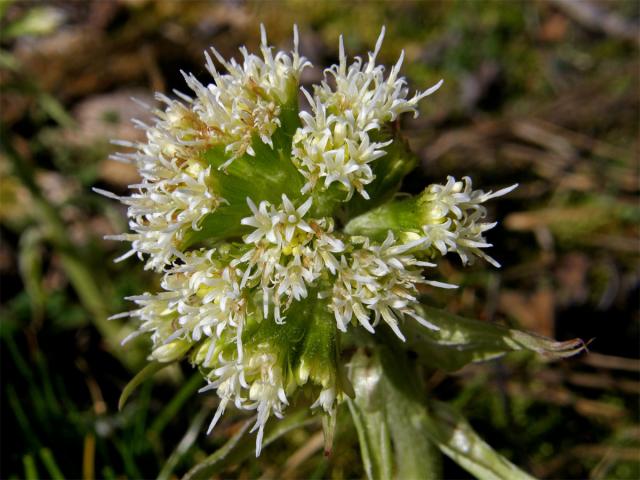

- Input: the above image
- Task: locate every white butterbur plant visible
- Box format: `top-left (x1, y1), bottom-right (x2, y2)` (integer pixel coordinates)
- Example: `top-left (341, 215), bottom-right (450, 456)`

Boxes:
top-left (102, 26), bottom-right (584, 478)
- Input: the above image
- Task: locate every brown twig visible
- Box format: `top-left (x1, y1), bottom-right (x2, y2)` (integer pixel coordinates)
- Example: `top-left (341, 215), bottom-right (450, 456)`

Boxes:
top-left (547, 0), bottom-right (640, 46)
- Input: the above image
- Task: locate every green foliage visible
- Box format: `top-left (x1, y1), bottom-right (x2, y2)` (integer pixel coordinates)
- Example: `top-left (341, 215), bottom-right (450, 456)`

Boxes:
top-left (407, 305), bottom-right (585, 372)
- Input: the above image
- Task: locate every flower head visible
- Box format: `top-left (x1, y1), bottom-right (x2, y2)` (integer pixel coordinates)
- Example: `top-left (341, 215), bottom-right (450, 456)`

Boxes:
top-left (102, 26), bottom-right (515, 456)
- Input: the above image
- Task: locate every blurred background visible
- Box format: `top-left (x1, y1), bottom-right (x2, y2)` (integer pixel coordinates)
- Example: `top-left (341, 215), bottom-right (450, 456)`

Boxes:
top-left (1, 1), bottom-right (638, 479)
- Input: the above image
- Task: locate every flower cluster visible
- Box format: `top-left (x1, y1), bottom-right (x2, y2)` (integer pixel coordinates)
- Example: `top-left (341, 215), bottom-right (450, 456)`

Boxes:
top-left (292, 27), bottom-right (442, 199)
top-left (100, 26), bottom-right (515, 455)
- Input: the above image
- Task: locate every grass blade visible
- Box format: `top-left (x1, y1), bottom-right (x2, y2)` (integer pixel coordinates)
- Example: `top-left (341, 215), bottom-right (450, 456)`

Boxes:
top-left (118, 361), bottom-right (169, 411)
top-left (38, 448), bottom-right (64, 480)
top-left (181, 416), bottom-right (254, 480)
top-left (157, 408), bottom-right (208, 480)
top-left (22, 454), bottom-right (39, 480)
top-left (183, 409), bottom-right (317, 480)
top-left (149, 372), bottom-right (203, 437)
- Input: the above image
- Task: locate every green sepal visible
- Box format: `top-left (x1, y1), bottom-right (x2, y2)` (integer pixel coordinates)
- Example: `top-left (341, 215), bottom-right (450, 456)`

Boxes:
top-left (152, 338), bottom-right (192, 363)
top-left (297, 297), bottom-right (339, 387)
top-left (310, 183), bottom-right (352, 218)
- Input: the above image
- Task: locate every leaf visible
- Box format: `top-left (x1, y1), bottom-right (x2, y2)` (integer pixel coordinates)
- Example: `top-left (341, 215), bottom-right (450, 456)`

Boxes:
top-left (348, 336), bottom-right (540, 480)
top-left (379, 337), bottom-right (534, 480)
top-left (347, 350), bottom-right (393, 480)
top-left (38, 448), bottom-right (64, 480)
top-left (425, 401), bottom-right (536, 480)
top-left (148, 373), bottom-right (204, 437)
top-left (348, 349), bottom-right (441, 480)
top-left (378, 341), bottom-right (443, 480)
top-left (381, 369), bottom-right (442, 479)
top-left (346, 399), bottom-right (392, 480)
top-left (18, 228), bottom-right (46, 321)
top-left (182, 409), bottom-right (317, 480)
top-left (406, 305), bottom-right (585, 372)
top-left (22, 454), bottom-right (39, 480)
top-left (118, 361), bottom-right (169, 411)
top-left (182, 417), bottom-right (254, 480)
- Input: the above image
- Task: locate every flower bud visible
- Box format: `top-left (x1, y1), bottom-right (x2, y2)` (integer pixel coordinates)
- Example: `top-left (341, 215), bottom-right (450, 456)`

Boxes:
top-left (152, 339), bottom-right (191, 363)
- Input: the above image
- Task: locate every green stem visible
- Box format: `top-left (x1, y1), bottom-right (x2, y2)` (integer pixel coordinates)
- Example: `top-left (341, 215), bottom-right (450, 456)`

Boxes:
top-left (38, 448), bottom-right (65, 480)
top-left (148, 372), bottom-right (203, 437)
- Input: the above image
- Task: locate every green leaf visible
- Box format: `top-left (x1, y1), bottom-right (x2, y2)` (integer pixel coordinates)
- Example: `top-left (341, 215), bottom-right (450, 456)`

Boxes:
top-left (347, 350), bottom-right (393, 480)
top-left (181, 416), bottom-right (254, 480)
top-left (182, 409), bottom-right (317, 480)
top-left (425, 401), bottom-right (536, 480)
top-left (348, 348), bottom-right (440, 480)
top-left (406, 305), bottom-right (585, 372)
top-left (379, 349), bottom-right (442, 480)
top-left (347, 399), bottom-right (392, 480)
top-left (380, 338), bottom-right (532, 480)
top-left (348, 337), bottom-right (539, 480)
top-left (118, 361), bottom-right (169, 411)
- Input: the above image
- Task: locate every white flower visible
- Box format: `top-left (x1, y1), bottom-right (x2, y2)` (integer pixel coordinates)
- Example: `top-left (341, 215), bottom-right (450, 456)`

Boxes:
top-left (241, 198), bottom-right (282, 245)
top-left (292, 27), bottom-right (442, 199)
top-left (421, 218), bottom-right (458, 256)
top-left (182, 24), bottom-right (309, 165)
top-left (111, 291), bottom-right (180, 348)
top-left (238, 195), bottom-right (342, 323)
top-left (417, 177), bottom-right (518, 267)
top-left (281, 195), bottom-right (313, 243)
top-left (275, 252), bottom-right (317, 302)
top-left (311, 387), bottom-right (336, 414)
top-left (95, 163), bottom-right (223, 271)
top-left (331, 232), bottom-right (444, 340)
top-left (201, 354), bottom-right (247, 434)
top-left (245, 351), bottom-right (288, 456)
top-left (104, 26), bottom-right (309, 271)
